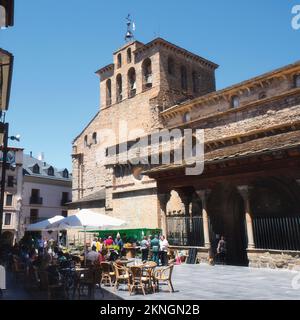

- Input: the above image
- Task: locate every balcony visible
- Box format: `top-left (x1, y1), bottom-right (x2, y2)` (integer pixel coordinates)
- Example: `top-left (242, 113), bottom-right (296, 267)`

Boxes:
top-left (24, 217), bottom-right (46, 225)
top-left (30, 196), bottom-right (43, 205)
top-left (61, 199), bottom-right (71, 206)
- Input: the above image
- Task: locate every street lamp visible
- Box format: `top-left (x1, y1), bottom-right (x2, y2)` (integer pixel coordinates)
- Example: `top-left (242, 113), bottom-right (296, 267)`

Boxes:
top-left (0, 121), bottom-right (20, 239)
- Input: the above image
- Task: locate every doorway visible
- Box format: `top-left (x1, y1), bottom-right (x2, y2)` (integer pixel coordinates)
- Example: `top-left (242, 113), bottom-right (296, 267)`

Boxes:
top-left (208, 183), bottom-right (248, 266)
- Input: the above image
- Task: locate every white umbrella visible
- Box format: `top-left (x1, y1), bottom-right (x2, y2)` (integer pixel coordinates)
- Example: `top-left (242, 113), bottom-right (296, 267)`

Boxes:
top-left (49, 209), bottom-right (126, 265)
top-left (51, 209), bottom-right (126, 230)
top-left (26, 215), bottom-right (65, 231)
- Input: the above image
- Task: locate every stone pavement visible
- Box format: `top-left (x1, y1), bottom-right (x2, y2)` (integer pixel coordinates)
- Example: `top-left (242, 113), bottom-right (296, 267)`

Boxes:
top-left (103, 264), bottom-right (300, 300)
top-left (1, 270), bottom-right (120, 300)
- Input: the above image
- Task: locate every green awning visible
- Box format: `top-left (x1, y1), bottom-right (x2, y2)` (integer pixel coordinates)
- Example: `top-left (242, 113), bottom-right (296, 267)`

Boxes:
top-left (87, 228), bottom-right (161, 242)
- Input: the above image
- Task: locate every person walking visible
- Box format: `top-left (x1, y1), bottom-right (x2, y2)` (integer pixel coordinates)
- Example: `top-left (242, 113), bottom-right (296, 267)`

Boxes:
top-left (140, 236), bottom-right (150, 262)
top-left (150, 235), bottom-right (160, 265)
top-left (217, 236), bottom-right (227, 265)
top-left (159, 235), bottom-right (169, 266)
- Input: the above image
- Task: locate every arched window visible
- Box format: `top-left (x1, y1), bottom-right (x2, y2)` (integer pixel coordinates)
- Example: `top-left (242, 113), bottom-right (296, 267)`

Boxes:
top-left (192, 71), bottom-right (199, 93)
top-left (128, 67), bottom-right (136, 98)
top-left (106, 79), bottom-right (112, 106)
top-left (32, 164), bottom-right (40, 174)
top-left (62, 169), bottom-right (69, 179)
top-left (231, 95), bottom-right (240, 108)
top-left (142, 58), bottom-right (152, 90)
top-left (168, 57), bottom-right (175, 75)
top-left (127, 48), bottom-right (132, 63)
top-left (294, 74), bottom-right (300, 88)
top-left (92, 132), bottom-right (97, 144)
top-left (117, 53), bottom-right (122, 68)
top-left (181, 66), bottom-right (188, 90)
top-left (48, 166), bottom-right (54, 176)
top-left (116, 74), bottom-right (122, 103)
top-left (183, 112), bottom-right (191, 123)
top-left (84, 135), bottom-right (88, 147)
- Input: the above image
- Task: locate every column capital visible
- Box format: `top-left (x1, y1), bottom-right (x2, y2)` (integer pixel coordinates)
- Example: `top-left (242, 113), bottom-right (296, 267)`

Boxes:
top-left (175, 189), bottom-right (193, 206)
top-left (237, 185), bottom-right (252, 201)
top-left (195, 189), bottom-right (211, 201)
top-left (157, 193), bottom-right (171, 207)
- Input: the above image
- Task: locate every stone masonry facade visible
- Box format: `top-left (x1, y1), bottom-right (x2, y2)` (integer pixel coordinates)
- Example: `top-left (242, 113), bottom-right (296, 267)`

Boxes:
top-left (71, 36), bottom-right (300, 269)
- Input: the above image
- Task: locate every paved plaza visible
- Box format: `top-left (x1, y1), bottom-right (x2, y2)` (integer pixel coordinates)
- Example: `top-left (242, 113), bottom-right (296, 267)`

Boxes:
top-left (103, 264), bottom-right (300, 300)
top-left (1, 264), bottom-right (300, 300)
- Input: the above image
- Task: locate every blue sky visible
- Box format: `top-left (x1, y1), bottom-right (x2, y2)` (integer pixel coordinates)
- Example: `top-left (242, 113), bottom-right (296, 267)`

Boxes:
top-left (1, 0), bottom-right (300, 169)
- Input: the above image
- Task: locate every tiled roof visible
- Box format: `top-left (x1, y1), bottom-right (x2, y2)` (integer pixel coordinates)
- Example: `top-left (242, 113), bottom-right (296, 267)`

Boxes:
top-left (23, 154), bottom-right (72, 181)
top-left (143, 130), bottom-right (300, 174)
top-left (69, 189), bottom-right (106, 205)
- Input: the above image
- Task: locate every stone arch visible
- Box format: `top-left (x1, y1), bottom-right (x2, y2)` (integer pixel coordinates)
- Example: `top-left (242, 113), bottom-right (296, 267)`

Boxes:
top-left (208, 182), bottom-right (248, 266)
top-left (250, 177), bottom-right (300, 217)
top-left (116, 74), bottom-right (122, 102)
top-left (128, 67), bottom-right (136, 98)
top-left (106, 79), bottom-right (112, 106)
top-left (142, 57), bottom-right (152, 90)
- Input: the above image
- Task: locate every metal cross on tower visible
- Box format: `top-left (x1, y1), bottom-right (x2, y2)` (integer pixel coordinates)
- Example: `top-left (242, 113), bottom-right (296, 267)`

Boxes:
top-left (125, 14), bottom-right (135, 42)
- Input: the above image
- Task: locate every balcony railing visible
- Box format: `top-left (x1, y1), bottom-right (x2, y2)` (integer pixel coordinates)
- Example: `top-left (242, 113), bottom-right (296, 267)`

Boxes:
top-left (30, 196), bottom-right (43, 205)
top-left (24, 217), bottom-right (48, 225)
top-left (61, 199), bottom-right (71, 206)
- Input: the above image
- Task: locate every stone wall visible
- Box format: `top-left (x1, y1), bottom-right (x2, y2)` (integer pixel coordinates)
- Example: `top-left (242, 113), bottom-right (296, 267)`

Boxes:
top-left (247, 249), bottom-right (300, 271)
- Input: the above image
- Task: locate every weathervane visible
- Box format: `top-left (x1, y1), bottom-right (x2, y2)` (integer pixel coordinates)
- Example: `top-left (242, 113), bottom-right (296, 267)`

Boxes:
top-left (125, 14), bottom-right (135, 42)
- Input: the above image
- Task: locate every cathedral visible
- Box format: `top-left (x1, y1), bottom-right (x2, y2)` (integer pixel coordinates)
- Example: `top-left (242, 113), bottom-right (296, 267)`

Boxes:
top-left (70, 31), bottom-right (300, 269)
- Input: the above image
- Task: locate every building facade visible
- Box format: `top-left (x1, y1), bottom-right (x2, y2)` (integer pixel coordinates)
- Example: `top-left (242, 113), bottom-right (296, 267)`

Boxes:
top-left (71, 38), bottom-right (217, 231)
top-left (145, 61), bottom-right (300, 269)
top-left (72, 36), bottom-right (300, 269)
top-left (0, 147), bottom-right (23, 245)
top-left (20, 153), bottom-right (72, 240)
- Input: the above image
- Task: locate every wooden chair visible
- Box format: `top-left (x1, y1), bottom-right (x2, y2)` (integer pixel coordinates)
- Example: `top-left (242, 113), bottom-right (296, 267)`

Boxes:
top-left (153, 264), bottom-right (175, 293)
top-left (100, 262), bottom-right (115, 286)
top-left (76, 267), bottom-right (97, 300)
top-left (12, 256), bottom-right (26, 282)
top-left (113, 263), bottom-right (131, 293)
top-left (130, 266), bottom-right (153, 295)
top-left (38, 270), bottom-right (67, 300)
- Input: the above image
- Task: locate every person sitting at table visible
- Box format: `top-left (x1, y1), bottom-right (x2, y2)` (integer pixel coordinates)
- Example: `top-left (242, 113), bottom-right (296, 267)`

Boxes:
top-left (150, 235), bottom-right (160, 265)
top-left (86, 246), bottom-right (99, 263)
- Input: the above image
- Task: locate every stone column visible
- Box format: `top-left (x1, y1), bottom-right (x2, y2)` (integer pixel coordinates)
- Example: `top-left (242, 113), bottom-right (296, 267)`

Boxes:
top-left (196, 190), bottom-right (211, 248)
top-left (157, 193), bottom-right (171, 236)
top-left (176, 189), bottom-right (193, 244)
top-left (237, 185), bottom-right (255, 249)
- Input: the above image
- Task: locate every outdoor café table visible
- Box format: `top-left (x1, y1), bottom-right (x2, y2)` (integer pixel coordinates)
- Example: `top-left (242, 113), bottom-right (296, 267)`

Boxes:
top-left (59, 267), bottom-right (89, 298)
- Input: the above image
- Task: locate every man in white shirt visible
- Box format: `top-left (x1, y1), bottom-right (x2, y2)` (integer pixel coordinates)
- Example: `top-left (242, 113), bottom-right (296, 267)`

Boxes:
top-left (159, 235), bottom-right (169, 266)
